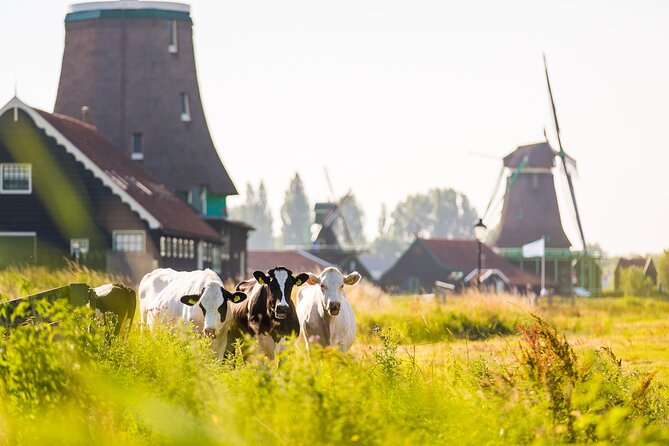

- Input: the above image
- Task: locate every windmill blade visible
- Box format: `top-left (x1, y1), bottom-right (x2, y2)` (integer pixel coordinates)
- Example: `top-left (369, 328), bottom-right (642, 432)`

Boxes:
top-left (544, 54), bottom-right (587, 252)
top-left (482, 164), bottom-right (506, 223)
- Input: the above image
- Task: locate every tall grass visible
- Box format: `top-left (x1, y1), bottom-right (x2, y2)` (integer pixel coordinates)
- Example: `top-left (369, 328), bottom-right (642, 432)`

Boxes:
top-left (0, 267), bottom-right (667, 444)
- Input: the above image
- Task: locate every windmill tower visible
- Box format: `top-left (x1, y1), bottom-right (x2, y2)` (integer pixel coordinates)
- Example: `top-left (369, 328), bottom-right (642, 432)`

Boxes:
top-left (54, 0), bottom-right (237, 217)
top-left (487, 57), bottom-right (600, 294)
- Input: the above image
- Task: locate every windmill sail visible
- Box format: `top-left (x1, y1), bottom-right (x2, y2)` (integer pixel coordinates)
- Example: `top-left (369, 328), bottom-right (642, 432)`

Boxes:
top-left (543, 54), bottom-right (587, 253)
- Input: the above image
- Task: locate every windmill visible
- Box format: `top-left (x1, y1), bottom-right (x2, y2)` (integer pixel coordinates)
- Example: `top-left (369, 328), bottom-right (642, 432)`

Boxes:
top-left (479, 56), bottom-right (600, 293)
top-left (311, 167), bottom-right (355, 249)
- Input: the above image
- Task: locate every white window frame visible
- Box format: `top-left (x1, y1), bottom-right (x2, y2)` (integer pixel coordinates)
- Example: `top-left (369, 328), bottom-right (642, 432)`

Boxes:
top-left (168, 19), bottom-right (178, 53)
top-left (70, 238), bottom-right (90, 256)
top-left (112, 230), bottom-right (146, 254)
top-left (131, 132), bottom-right (144, 161)
top-left (0, 163), bottom-right (32, 194)
top-left (179, 93), bottom-right (191, 122)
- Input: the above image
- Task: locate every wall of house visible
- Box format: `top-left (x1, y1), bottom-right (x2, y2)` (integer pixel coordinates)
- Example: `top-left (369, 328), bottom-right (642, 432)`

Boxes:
top-left (380, 242), bottom-right (450, 294)
top-left (0, 110), bottom-right (156, 269)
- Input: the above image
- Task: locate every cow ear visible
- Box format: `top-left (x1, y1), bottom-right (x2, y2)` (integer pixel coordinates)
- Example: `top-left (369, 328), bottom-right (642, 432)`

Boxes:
top-left (307, 273), bottom-right (320, 285)
top-left (180, 294), bottom-right (200, 306)
top-left (230, 291), bottom-right (247, 303)
top-left (253, 271), bottom-right (269, 285)
top-left (344, 272), bottom-right (362, 286)
top-left (293, 273), bottom-right (309, 287)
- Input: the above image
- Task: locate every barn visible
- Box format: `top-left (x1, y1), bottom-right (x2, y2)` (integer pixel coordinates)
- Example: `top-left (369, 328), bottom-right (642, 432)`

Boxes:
top-left (379, 238), bottom-right (541, 294)
top-left (0, 98), bottom-right (247, 281)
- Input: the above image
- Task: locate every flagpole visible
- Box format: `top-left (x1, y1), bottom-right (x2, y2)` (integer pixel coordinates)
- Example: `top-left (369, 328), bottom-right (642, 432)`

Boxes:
top-left (541, 236), bottom-right (546, 291)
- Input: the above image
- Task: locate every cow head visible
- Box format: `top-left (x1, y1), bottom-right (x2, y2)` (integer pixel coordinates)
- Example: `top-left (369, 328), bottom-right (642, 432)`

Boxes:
top-left (180, 284), bottom-right (247, 337)
top-left (307, 267), bottom-right (361, 316)
top-left (253, 267), bottom-right (309, 320)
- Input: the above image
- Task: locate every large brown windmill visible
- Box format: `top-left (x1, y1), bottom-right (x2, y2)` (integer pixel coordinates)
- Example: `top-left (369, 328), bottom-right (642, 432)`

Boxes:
top-left (484, 56), bottom-right (600, 294)
top-left (54, 1), bottom-right (237, 216)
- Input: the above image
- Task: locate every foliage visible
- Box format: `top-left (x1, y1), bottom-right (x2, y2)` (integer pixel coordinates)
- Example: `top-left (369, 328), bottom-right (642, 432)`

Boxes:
top-left (619, 266), bottom-right (655, 297)
top-left (339, 193), bottom-right (367, 246)
top-left (229, 181), bottom-right (274, 249)
top-left (657, 249), bottom-right (669, 290)
top-left (280, 173), bottom-right (311, 247)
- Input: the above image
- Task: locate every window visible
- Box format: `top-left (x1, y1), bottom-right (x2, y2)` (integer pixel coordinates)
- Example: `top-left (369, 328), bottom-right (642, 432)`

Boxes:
top-left (131, 133), bottom-right (144, 160)
top-left (168, 20), bottom-right (178, 53)
top-left (408, 276), bottom-right (420, 294)
top-left (113, 231), bottom-right (145, 253)
top-left (1, 164), bottom-right (32, 194)
top-left (70, 238), bottom-right (89, 257)
top-left (179, 93), bottom-right (191, 122)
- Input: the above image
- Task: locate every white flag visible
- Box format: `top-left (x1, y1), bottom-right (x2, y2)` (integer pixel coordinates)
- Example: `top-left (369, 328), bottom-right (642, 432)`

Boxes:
top-left (522, 237), bottom-right (545, 258)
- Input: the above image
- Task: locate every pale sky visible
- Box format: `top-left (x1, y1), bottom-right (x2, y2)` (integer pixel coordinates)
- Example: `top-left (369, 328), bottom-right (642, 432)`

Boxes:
top-left (2, 0), bottom-right (668, 256)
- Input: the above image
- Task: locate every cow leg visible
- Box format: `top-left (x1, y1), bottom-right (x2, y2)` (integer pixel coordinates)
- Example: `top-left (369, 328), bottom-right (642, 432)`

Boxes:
top-left (258, 334), bottom-right (276, 360)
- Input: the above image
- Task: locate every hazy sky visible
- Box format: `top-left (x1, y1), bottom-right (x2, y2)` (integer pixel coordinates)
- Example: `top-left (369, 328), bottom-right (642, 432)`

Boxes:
top-left (2, 0), bottom-right (667, 256)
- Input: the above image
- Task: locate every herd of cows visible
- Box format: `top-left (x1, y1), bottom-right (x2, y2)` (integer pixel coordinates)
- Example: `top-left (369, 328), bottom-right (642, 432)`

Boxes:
top-left (93, 266), bottom-right (362, 359)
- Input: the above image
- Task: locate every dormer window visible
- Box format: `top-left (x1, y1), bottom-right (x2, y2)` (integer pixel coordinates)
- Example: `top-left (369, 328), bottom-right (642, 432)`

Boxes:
top-left (0, 163), bottom-right (32, 194)
top-left (179, 93), bottom-right (191, 122)
top-left (131, 132), bottom-right (144, 160)
top-left (168, 20), bottom-right (178, 53)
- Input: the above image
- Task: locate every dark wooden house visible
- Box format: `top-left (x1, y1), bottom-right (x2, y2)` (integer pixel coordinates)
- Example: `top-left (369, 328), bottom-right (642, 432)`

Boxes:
top-left (247, 250), bottom-right (333, 276)
top-left (380, 238), bottom-right (541, 294)
top-left (0, 98), bottom-right (247, 282)
top-left (614, 257), bottom-right (657, 290)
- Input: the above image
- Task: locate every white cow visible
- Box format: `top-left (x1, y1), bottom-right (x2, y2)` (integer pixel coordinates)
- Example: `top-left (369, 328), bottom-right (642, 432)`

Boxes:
top-left (139, 268), bottom-right (247, 358)
top-left (296, 267), bottom-right (361, 353)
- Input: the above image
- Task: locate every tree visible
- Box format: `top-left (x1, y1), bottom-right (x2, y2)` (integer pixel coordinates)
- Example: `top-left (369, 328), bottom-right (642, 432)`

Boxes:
top-left (339, 194), bottom-right (366, 246)
top-left (619, 267), bottom-right (654, 297)
top-left (658, 249), bottom-right (669, 292)
top-left (378, 202), bottom-right (388, 237)
top-left (281, 173), bottom-right (311, 247)
top-left (388, 187), bottom-right (477, 244)
top-left (229, 181), bottom-right (274, 249)
top-left (366, 187), bottom-right (478, 275)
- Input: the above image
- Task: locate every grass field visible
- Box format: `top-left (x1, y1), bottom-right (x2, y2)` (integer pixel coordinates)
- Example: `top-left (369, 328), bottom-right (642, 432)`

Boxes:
top-left (0, 265), bottom-right (668, 445)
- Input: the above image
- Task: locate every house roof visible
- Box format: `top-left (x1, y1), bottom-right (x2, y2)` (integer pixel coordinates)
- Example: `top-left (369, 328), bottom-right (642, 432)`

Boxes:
top-left (419, 238), bottom-right (542, 286)
top-left (0, 97), bottom-right (220, 240)
top-left (617, 257), bottom-right (654, 274)
top-left (248, 250), bottom-right (332, 274)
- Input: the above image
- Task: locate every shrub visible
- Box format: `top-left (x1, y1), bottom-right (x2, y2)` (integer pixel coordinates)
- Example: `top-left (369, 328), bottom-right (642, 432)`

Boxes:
top-left (619, 267), bottom-right (655, 297)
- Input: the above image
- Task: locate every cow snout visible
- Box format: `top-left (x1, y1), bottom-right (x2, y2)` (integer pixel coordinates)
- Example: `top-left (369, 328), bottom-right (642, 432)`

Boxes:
top-left (204, 328), bottom-right (216, 338)
top-left (327, 301), bottom-right (341, 316)
top-left (275, 304), bottom-right (289, 319)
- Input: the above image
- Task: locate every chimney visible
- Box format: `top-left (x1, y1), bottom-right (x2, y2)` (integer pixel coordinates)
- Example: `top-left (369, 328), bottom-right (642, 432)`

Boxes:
top-left (81, 105), bottom-right (90, 123)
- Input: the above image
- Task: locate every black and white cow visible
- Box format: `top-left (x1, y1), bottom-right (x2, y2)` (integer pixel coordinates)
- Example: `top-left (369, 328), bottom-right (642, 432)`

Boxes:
top-left (139, 268), bottom-right (247, 358)
top-left (229, 267), bottom-right (309, 359)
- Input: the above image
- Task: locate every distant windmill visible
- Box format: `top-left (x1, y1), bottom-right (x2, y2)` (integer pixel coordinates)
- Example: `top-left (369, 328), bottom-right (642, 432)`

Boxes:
top-left (311, 167), bottom-right (355, 249)
top-left (479, 56), bottom-right (600, 293)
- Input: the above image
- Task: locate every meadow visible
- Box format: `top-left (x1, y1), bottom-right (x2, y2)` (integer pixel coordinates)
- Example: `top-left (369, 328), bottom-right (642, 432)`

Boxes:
top-left (0, 265), bottom-right (668, 445)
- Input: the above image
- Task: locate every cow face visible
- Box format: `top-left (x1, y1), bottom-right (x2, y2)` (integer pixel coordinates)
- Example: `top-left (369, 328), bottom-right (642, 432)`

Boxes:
top-left (253, 267), bottom-right (309, 320)
top-left (180, 285), bottom-right (246, 337)
top-left (307, 267), bottom-right (361, 316)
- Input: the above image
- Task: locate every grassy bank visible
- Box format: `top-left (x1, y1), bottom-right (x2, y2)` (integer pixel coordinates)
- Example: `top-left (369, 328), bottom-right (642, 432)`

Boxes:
top-left (0, 266), bottom-right (667, 444)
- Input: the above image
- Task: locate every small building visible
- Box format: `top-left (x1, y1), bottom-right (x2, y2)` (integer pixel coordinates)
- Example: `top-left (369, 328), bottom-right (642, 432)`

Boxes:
top-left (0, 97), bottom-right (248, 282)
top-left (247, 250), bottom-right (333, 276)
top-left (380, 238), bottom-right (541, 294)
top-left (614, 257), bottom-right (657, 290)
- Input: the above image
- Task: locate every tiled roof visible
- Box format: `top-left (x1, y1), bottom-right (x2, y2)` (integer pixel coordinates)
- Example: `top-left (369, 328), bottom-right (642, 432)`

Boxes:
top-left (36, 109), bottom-right (220, 240)
top-left (420, 238), bottom-right (542, 286)
top-left (248, 250), bottom-right (332, 274)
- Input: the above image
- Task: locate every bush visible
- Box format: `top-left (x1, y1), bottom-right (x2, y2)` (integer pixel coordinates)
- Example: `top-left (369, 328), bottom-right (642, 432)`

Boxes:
top-left (619, 267), bottom-right (655, 297)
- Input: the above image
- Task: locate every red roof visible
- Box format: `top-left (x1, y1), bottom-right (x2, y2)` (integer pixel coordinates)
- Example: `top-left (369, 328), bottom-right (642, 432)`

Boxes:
top-left (248, 250), bottom-right (332, 274)
top-left (419, 238), bottom-right (542, 286)
top-left (36, 110), bottom-right (220, 240)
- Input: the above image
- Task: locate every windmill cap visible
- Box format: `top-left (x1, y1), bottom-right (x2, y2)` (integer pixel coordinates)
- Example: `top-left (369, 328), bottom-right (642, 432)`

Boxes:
top-left (503, 141), bottom-right (557, 169)
top-left (68, 1), bottom-right (190, 14)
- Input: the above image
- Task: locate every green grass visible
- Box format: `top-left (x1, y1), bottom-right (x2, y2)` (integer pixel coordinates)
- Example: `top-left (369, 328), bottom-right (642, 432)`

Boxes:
top-left (0, 266), bottom-right (668, 445)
